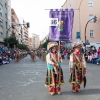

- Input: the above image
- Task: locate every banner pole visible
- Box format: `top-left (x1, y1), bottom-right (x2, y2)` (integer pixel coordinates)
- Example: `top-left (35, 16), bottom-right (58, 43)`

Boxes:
top-left (58, 41), bottom-right (60, 61)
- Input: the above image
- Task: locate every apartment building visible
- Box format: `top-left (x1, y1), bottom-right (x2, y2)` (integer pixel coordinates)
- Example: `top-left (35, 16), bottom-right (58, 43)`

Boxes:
top-left (19, 18), bottom-right (29, 45)
top-left (32, 34), bottom-right (40, 49)
top-left (11, 8), bottom-right (20, 42)
top-left (0, 0), bottom-right (11, 45)
top-left (62, 0), bottom-right (100, 49)
top-left (40, 34), bottom-right (49, 45)
top-left (28, 37), bottom-right (33, 49)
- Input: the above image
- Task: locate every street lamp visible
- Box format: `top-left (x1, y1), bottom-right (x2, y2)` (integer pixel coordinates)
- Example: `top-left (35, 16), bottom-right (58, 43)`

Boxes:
top-left (84, 16), bottom-right (97, 49)
top-left (78, 0), bottom-right (84, 39)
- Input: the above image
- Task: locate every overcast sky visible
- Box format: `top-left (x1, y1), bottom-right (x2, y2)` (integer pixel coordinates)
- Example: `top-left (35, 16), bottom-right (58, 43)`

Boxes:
top-left (11, 0), bottom-right (66, 40)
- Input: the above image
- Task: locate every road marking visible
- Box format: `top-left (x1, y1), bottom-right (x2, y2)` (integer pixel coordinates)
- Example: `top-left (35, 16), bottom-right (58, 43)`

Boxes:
top-left (17, 70), bottom-right (46, 76)
top-left (17, 78), bottom-right (44, 86)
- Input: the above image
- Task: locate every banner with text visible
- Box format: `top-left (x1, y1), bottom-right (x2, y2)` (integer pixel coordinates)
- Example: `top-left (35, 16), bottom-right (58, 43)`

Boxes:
top-left (49, 9), bottom-right (74, 41)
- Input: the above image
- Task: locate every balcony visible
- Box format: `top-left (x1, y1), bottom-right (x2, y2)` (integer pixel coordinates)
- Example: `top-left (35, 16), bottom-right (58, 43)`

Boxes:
top-left (24, 34), bottom-right (28, 38)
top-left (12, 28), bottom-right (15, 32)
top-left (12, 22), bottom-right (16, 26)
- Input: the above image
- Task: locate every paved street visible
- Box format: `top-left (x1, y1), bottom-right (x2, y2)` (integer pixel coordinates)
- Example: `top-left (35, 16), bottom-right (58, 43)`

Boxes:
top-left (0, 55), bottom-right (100, 100)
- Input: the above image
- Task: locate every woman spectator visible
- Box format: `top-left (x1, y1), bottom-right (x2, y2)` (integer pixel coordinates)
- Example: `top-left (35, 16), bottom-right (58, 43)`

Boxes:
top-left (91, 51), bottom-right (98, 64)
top-left (88, 52), bottom-right (93, 63)
top-left (97, 47), bottom-right (100, 58)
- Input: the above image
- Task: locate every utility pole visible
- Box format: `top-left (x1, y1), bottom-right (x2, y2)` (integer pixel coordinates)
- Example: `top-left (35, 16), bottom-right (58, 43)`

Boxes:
top-left (84, 16), bottom-right (97, 49)
top-left (20, 25), bottom-right (23, 44)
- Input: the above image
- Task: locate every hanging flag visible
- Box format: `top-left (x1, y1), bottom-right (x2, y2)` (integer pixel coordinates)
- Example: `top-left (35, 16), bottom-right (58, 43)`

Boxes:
top-left (49, 9), bottom-right (74, 41)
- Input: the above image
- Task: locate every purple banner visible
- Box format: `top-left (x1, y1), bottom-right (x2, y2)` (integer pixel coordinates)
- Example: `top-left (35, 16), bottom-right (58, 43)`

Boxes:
top-left (49, 9), bottom-right (74, 41)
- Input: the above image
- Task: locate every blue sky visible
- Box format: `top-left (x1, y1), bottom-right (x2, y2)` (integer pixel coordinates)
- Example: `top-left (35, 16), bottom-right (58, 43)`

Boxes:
top-left (11, 0), bottom-right (66, 40)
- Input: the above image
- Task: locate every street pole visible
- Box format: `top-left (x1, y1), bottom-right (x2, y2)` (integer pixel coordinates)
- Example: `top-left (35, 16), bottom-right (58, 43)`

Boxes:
top-left (20, 25), bottom-right (23, 44)
top-left (78, 0), bottom-right (84, 39)
top-left (6, 30), bottom-right (8, 48)
top-left (84, 16), bottom-right (97, 50)
top-left (6, 26), bottom-right (12, 48)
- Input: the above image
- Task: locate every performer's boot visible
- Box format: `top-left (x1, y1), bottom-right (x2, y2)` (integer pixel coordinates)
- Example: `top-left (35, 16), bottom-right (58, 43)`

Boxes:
top-left (49, 86), bottom-right (55, 95)
top-left (72, 83), bottom-right (76, 93)
top-left (77, 84), bottom-right (80, 92)
top-left (56, 86), bottom-right (61, 94)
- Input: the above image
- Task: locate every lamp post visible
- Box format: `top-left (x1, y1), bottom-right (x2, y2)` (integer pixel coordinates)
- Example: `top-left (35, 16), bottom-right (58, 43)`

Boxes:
top-left (20, 25), bottom-right (23, 44)
top-left (78, 0), bottom-right (84, 39)
top-left (84, 16), bottom-right (97, 49)
top-left (6, 22), bottom-right (30, 49)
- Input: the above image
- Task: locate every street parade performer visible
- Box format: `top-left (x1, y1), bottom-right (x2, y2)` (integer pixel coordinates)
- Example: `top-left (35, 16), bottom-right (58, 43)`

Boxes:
top-left (45, 42), bottom-right (64, 95)
top-left (69, 42), bottom-right (87, 93)
top-left (15, 49), bottom-right (19, 62)
top-left (31, 50), bottom-right (36, 62)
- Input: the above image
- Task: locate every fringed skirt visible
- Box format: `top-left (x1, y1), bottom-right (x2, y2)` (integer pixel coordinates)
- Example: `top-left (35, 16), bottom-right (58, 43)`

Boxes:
top-left (45, 67), bottom-right (64, 94)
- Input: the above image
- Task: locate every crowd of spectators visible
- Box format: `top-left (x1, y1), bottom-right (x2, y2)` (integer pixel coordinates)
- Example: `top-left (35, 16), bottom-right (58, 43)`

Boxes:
top-left (60, 46), bottom-right (100, 65)
top-left (85, 46), bottom-right (100, 65)
top-left (0, 50), bottom-right (15, 65)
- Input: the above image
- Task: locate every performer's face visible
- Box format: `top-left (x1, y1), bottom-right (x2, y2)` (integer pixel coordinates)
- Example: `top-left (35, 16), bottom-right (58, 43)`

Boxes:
top-left (52, 47), bottom-right (57, 52)
top-left (75, 47), bottom-right (80, 52)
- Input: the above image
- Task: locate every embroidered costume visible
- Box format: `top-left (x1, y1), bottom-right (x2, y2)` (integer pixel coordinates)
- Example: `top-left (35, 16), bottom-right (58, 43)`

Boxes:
top-left (15, 49), bottom-right (19, 62)
top-left (31, 50), bottom-right (36, 62)
top-left (45, 42), bottom-right (64, 95)
top-left (69, 42), bottom-right (87, 92)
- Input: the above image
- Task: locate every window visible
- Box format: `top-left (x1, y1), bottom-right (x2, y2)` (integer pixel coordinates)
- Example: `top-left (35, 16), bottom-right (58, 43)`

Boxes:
top-left (5, 13), bottom-right (7, 19)
top-left (5, 3), bottom-right (7, 9)
top-left (6, 21), bottom-right (7, 29)
top-left (0, 7), bottom-right (2, 12)
top-left (0, 32), bottom-right (3, 36)
top-left (90, 30), bottom-right (94, 37)
top-left (88, 0), bottom-right (93, 7)
top-left (0, 12), bottom-right (2, 17)
top-left (76, 32), bottom-right (80, 39)
top-left (0, 4), bottom-right (3, 17)
top-left (89, 15), bottom-right (94, 22)
top-left (0, 19), bottom-right (3, 27)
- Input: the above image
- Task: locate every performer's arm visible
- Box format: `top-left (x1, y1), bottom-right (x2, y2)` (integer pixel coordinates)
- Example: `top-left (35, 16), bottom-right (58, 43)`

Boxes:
top-left (69, 54), bottom-right (73, 73)
top-left (82, 54), bottom-right (87, 72)
top-left (46, 53), bottom-right (54, 65)
top-left (59, 53), bottom-right (62, 63)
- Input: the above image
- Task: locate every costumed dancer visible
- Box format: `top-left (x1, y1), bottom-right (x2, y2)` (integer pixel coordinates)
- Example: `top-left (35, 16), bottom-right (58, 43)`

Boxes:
top-left (69, 42), bottom-right (87, 92)
top-left (45, 42), bottom-right (64, 95)
top-left (15, 49), bottom-right (19, 62)
top-left (31, 50), bottom-right (36, 62)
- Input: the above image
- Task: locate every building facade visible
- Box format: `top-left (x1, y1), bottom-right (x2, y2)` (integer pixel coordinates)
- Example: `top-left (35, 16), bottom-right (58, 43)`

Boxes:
top-left (11, 8), bottom-right (20, 42)
top-left (32, 34), bottom-right (40, 49)
top-left (40, 34), bottom-right (48, 45)
top-left (0, 0), bottom-right (11, 45)
top-left (23, 20), bottom-right (29, 45)
top-left (28, 37), bottom-right (33, 50)
top-left (62, 0), bottom-right (100, 49)
top-left (19, 18), bottom-right (29, 46)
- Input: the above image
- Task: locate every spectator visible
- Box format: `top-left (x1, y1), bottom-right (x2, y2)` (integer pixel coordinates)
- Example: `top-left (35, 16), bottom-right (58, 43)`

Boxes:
top-left (91, 51), bottom-right (98, 64)
top-left (97, 47), bottom-right (100, 58)
top-left (88, 52), bottom-right (93, 63)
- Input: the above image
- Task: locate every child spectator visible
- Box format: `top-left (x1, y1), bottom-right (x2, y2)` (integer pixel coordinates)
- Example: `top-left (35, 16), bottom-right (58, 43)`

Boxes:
top-left (88, 52), bottom-right (93, 62)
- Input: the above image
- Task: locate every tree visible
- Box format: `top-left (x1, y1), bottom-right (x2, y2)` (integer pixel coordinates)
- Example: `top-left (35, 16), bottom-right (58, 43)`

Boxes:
top-left (39, 38), bottom-right (50, 49)
top-left (4, 35), bottom-right (19, 48)
top-left (16, 44), bottom-right (29, 51)
top-left (4, 35), bottom-right (29, 51)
